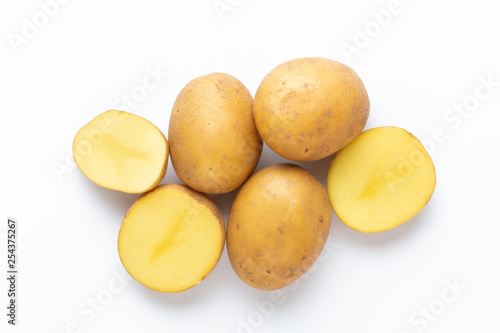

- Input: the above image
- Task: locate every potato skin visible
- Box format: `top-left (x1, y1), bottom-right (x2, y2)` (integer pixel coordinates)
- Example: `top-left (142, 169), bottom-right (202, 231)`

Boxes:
top-left (168, 73), bottom-right (263, 194)
top-left (253, 57), bottom-right (370, 161)
top-left (227, 163), bottom-right (331, 290)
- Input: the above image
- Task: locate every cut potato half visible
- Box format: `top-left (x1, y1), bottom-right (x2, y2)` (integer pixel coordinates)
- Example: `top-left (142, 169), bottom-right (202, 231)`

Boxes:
top-left (73, 110), bottom-right (168, 193)
top-left (118, 184), bottom-right (225, 293)
top-left (327, 126), bottom-right (436, 233)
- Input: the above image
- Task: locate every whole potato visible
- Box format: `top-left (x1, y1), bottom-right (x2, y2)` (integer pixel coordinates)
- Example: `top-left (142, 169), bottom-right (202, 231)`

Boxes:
top-left (253, 57), bottom-right (370, 161)
top-left (227, 163), bottom-right (331, 290)
top-left (169, 73), bottom-right (263, 194)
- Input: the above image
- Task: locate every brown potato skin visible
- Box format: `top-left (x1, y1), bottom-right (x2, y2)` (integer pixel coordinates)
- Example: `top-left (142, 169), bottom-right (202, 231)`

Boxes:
top-left (253, 57), bottom-right (370, 161)
top-left (227, 164), bottom-right (332, 290)
top-left (168, 73), bottom-right (263, 194)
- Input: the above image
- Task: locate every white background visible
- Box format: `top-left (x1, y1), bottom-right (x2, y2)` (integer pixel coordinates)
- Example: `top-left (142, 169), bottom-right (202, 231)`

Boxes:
top-left (1, 0), bottom-right (500, 332)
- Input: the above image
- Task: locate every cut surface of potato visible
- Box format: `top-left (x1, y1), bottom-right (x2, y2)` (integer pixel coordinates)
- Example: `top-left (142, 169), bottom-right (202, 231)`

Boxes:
top-left (73, 110), bottom-right (168, 193)
top-left (118, 184), bottom-right (225, 293)
top-left (327, 126), bottom-right (436, 233)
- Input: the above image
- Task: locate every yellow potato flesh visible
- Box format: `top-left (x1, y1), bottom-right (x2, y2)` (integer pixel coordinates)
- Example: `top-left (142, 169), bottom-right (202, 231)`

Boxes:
top-left (73, 110), bottom-right (168, 193)
top-left (118, 184), bottom-right (225, 293)
top-left (327, 126), bottom-right (436, 233)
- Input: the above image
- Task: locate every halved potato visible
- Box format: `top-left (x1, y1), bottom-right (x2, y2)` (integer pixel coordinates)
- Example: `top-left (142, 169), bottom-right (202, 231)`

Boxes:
top-left (118, 184), bottom-right (225, 293)
top-left (327, 126), bottom-right (436, 233)
top-left (73, 110), bottom-right (168, 193)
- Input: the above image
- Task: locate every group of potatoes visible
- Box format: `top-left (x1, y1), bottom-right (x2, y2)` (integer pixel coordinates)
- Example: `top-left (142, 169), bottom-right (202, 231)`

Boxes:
top-left (73, 57), bottom-right (436, 293)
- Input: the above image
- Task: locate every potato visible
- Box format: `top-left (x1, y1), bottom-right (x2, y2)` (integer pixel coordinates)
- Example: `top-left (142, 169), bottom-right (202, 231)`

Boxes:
top-left (227, 163), bottom-right (331, 290)
top-left (327, 126), bottom-right (436, 233)
top-left (253, 57), bottom-right (370, 161)
top-left (168, 73), bottom-right (263, 194)
top-left (73, 110), bottom-right (168, 193)
top-left (118, 183), bottom-right (225, 293)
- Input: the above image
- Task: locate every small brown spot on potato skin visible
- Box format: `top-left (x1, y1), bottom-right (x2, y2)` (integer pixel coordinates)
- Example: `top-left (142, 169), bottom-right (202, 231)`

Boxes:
top-left (235, 224), bottom-right (239, 230)
top-left (214, 80), bottom-right (222, 92)
top-left (277, 225), bottom-right (284, 235)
